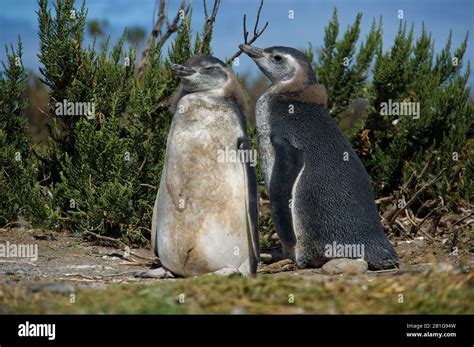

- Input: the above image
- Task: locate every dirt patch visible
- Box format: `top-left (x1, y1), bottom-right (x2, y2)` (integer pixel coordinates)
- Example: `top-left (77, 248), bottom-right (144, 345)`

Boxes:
top-left (1, 227), bottom-right (473, 284)
top-left (0, 228), bottom-right (157, 286)
top-left (0, 227), bottom-right (473, 314)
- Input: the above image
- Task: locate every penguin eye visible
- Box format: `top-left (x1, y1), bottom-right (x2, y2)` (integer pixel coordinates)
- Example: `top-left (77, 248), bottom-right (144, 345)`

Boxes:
top-left (204, 66), bottom-right (216, 71)
top-left (273, 55), bottom-right (283, 62)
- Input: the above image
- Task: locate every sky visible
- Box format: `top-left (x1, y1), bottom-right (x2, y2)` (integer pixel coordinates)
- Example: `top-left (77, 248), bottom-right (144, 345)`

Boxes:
top-left (0, 0), bottom-right (473, 84)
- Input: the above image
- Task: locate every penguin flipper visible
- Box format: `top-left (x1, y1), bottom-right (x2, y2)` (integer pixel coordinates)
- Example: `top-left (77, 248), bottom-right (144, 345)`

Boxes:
top-left (269, 135), bottom-right (303, 248)
top-left (238, 137), bottom-right (260, 265)
top-left (151, 188), bottom-right (160, 257)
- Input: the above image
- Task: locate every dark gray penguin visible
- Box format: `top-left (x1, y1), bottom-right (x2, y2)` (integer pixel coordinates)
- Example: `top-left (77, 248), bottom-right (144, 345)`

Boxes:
top-left (150, 55), bottom-right (259, 277)
top-left (240, 44), bottom-right (398, 270)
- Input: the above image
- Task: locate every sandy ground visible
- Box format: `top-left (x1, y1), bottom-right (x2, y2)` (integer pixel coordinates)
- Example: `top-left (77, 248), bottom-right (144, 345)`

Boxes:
top-left (0, 227), bottom-right (472, 288)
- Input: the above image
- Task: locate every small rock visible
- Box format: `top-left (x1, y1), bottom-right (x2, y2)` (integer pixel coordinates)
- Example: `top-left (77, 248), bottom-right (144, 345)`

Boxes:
top-left (6, 268), bottom-right (26, 276)
top-left (270, 233), bottom-right (280, 241)
top-left (211, 268), bottom-right (241, 277)
top-left (135, 267), bottom-right (174, 279)
top-left (321, 258), bottom-right (368, 275)
top-left (413, 237), bottom-right (424, 247)
top-left (259, 253), bottom-right (273, 263)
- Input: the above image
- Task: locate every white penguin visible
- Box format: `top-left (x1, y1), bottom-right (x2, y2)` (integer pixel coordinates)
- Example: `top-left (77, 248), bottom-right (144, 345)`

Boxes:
top-left (150, 55), bottom-right (259, 277)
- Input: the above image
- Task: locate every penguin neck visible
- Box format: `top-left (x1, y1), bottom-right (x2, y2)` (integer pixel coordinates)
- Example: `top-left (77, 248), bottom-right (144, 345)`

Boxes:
top-left (182, 89), bottom-right (225, 105)
top-left (179, 87), bottom-right (244, 114)
top-left (222, 72), bottom-right (247, 113)
top-left (191, 77), bottom-right (245, 114)
top-left (268, 67), bottom-right (327, 107)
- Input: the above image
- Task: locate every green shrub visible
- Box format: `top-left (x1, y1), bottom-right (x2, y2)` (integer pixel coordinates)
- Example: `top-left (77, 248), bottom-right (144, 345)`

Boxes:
top-left (0, 2), bottom-right (471, 240)
top-left (0, 39), bottom-right (54, 227)
top-left (310, 9), bottom-right (473, 202)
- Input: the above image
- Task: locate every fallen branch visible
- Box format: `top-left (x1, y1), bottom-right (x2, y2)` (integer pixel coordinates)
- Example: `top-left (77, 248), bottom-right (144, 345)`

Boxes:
top-left (384, 151), bottom-right (439, 224)
top-left (84, 230), bottom-right (154, 261)
top-left (401, 151), bottom-right (436, 195)
top-left (410, 200), bottom-right (442, 235)
top-left (418, 228), bottom-right (436, 241)
top-left (387, 169), bottom-right (445, 225)
top-left (139, 183), bottom-right (157, 189)
top-left (404, 208), bottom-right (418, 227)
top-left (418, 151), bottom-right (437, 184)
top-left (375, 196), bottom-right (393, 205)
top-left (394, 219), bottom-right (410, 237)
top-left (451, 212), bottom-right (473, 227)
top-left (84, 230), bottom-right (125, 247)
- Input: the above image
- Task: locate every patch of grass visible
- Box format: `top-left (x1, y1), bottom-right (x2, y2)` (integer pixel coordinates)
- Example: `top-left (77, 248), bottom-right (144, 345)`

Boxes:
top-left (0, 270), bottom-right (472, 314)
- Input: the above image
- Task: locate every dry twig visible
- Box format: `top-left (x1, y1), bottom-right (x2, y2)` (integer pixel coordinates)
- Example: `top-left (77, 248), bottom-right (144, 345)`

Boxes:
top-left (387, 169), bottom-right (445, 225)
top-left (138, 0), bottom-right (189, 76)
top-left (84, 230), bottom-right (154, 261)
top-left (384, 151), bottom-right (439, 224)
top-left (197, 0), bottom-right (221, 54)
top-left (226, 0), bottom-right (269, 64)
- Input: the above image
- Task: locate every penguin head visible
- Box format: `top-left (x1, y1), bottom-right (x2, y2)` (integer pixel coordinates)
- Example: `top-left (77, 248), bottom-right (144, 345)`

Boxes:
top-left (239, 44), bottom-right (317, 85)
top-left (171, 56), bottom-right (229, 93)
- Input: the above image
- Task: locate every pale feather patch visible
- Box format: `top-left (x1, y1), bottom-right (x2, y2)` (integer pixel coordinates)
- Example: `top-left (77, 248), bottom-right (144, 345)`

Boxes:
top-left (255, 92), bottom-right (275, 188)
top-left (291, 163), bottom-right (305, 239)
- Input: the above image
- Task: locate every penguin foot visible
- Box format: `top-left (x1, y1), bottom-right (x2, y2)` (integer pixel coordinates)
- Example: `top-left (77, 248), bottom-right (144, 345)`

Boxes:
top-left (135, 267), bottom-right (175, 279)
top-left (260, 250), bottom-right (285, 264)
top-left (211, 268), bottom-right (241, 277)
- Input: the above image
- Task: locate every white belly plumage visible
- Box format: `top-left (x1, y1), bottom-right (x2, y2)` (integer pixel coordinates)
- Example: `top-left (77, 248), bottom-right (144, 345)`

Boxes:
top-left (154, 95), bottom-right (253, 276)
top-left (256, 94), bottom-right (275, 188)
top-left (256, 91), bottom-right (304, 243)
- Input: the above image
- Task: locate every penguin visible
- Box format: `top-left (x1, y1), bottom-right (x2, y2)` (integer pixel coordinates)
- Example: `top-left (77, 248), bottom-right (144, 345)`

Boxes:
top-left (239, 44), bottom-right (399, 270)
top-left (150, 55), bottom-right (259, 277)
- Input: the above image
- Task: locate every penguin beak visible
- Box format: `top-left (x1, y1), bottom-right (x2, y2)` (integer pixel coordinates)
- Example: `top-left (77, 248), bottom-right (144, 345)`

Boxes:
top-left (239, 44), bottom-right (264, 59)
top-left (171, 64), bottom-right (195, 77)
